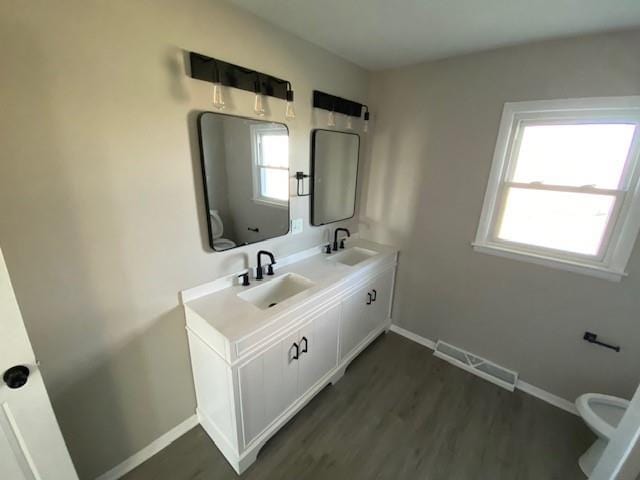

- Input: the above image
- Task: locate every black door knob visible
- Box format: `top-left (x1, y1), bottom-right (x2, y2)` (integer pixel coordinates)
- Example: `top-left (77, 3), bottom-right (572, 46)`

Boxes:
top-left (3, 365), bottom-right (29, 389)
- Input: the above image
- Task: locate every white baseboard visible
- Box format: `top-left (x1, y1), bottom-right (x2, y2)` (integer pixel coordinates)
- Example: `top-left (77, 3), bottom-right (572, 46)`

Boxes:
top-left (389, 324), bottom-right (578, 416)
top-left (390, 324), bottom-right (436, 349)
top-left (95, 414), bottom-right (199, 480)
top-left (516, 380), bottom-right (578, 415)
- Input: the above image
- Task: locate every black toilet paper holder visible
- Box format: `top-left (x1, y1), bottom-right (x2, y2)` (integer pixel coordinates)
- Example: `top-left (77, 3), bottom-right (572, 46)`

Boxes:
top-left (583, 331), bottom-right (621, 352)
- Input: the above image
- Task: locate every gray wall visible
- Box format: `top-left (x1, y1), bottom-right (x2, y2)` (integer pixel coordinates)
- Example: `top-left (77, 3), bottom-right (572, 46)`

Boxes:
top-left (363, 28), bottom-right (640, 403)
top-left (201, 114), bottom-right (236, 235)
top-left (0, 0), bottom-right (367, 477)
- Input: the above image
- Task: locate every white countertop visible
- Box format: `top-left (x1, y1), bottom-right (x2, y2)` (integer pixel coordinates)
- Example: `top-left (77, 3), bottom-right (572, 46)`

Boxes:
top-left (184, 239), bottom-right (398, 344)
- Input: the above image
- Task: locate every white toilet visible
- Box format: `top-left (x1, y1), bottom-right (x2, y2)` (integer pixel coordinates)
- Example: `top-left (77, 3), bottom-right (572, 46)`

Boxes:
top-left (575, 393), bottom-right (630, 476)
top-left (209, 209), bottom-right (236, 251)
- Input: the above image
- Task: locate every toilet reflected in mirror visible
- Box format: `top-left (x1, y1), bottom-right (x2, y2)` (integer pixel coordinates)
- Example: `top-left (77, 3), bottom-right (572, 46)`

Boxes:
top-left (209, 209), bottom-right (236, 250)
top-left (198, 112), bottom-right (290, 251)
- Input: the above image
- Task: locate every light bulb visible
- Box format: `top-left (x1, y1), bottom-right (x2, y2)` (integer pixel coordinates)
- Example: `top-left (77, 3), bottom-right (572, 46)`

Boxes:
top-left (253, 77), bottom-right (265, 116)
top-left (212, 82), bottom-right (225, 110)
top-left (285, 101), bottom-right (295, 119)
top-left (327, 110), bottom-right (336, 127)
top-left (346, 115), bottom-right (353, 130)
top-left (254, 93), bottom-right (265, 116)
top-left (285, 89), bottom-right (295, 119)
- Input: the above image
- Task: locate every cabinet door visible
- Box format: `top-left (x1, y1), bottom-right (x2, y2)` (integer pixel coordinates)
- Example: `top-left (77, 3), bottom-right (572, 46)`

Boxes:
top-left (238, 331), bottom-right (299, 447)
top-left (369, 269), bottom-right (395, 330)
top-left (266, 331), bottom-right (300, 431)
top-left (298, 303), bottom-right (340, 395)
top-left (339, 284), bottom-right (370, 361)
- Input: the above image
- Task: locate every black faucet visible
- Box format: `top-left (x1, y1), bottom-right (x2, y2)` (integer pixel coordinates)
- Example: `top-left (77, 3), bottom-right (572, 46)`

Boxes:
top-left (333, 228), bottom-right (350, 251)
top-left (256, 250), bottom-right (276, 280)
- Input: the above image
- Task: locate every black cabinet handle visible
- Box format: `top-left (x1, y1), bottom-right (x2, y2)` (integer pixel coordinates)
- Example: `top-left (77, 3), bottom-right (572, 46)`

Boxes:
top-left (300, 336), bottom-right (308, 354)
top-left (3, 365), bottom-right (30, 389)
top-left (372, 289), bottom-right (377, 302)
top-left (366, 293), bottom-right (372, 305)
top-left (291, 342), bottom-right (299, 360)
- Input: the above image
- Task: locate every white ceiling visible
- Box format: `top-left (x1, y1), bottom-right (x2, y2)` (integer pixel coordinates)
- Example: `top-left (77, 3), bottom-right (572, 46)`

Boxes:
top-left (229, 0), bottom-right (640, 70)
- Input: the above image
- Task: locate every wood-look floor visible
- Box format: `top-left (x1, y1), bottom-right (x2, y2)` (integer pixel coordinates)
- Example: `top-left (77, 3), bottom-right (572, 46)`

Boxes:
top-left (123, 332), bottom-right (592, 480)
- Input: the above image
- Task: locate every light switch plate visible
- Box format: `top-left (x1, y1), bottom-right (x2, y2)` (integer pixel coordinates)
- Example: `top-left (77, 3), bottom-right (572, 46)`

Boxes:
top-left (291, 218), bottom-right (303, 235)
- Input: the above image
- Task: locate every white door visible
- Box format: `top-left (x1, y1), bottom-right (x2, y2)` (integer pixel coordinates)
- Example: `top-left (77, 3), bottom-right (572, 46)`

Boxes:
top-left (298, 303), bottom-right (340, 394)
top-left (0, 248), bottom-right (78, 480)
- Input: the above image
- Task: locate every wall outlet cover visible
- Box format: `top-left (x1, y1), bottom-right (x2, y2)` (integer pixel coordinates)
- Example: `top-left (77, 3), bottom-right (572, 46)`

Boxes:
top-left (291, 218), bottom-right (303, 235)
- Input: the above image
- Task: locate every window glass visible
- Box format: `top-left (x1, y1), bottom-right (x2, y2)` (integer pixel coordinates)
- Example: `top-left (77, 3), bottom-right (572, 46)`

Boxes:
top-left (260, 168), bottom-right (288, 201)
top-left (497, 188), bottom-right (616, 255)
top-left (512, 124), bottom-right (635, 189)
top-left (259, 134), bottom-right (288, 168)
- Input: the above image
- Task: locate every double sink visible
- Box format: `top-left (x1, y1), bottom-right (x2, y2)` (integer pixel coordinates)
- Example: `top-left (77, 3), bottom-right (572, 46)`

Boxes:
top-left (237, 247), bottom-right (378, 310)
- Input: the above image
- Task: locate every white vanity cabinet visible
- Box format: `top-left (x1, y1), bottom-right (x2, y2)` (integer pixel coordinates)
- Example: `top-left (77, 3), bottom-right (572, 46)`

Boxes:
top-left (238, 303), bottom-right (340, 447)
top-left (183, 242), bottom-right (398, 474)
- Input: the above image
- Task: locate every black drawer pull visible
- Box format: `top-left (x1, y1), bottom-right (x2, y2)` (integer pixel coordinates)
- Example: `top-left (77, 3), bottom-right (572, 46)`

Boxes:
top-left (291, 342), bottom-right (299, 360)
top-left (372, 289), bottom-right (377, 301)
top-left (366, 292), bottom-right (372, 305)
top-left (300, 336), bottom-right (308, 354)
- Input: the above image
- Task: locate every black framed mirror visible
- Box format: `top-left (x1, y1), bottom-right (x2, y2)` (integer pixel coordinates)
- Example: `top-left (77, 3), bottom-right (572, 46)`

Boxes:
top-left (198, 112), bottom-right (290, 251)
top-left (311, 129), bottom-right (360, 226)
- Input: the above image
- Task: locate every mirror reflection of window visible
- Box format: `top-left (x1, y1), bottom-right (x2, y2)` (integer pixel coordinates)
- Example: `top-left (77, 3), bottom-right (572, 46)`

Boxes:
top-left (251, 125), bottom-right (289, 205)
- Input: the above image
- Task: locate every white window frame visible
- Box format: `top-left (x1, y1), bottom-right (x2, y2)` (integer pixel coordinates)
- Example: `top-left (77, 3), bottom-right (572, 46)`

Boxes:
top-left (250, 124), bottom-right (289, 209)
top-left (473, 96), bottom-right (640, 282)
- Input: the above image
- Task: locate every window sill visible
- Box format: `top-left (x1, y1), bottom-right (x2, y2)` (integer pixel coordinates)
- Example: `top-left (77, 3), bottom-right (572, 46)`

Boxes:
top-left (253, 198), bottom-right (288, 209)
top-left (471, 242), bottom-right (627, 282)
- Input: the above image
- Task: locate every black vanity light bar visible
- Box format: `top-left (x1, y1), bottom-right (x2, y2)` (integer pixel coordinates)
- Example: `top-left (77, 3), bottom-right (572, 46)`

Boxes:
top-left (313, 90), bottom-right (367, 118)
top-left (189, 52), bottom-right (290, 100)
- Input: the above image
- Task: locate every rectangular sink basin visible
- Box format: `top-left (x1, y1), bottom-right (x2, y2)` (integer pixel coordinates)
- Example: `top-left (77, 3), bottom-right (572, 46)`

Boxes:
top-left (330, 247), bottom-right (378, 266)
top-left (237, 273), bottom-right (315, 310)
